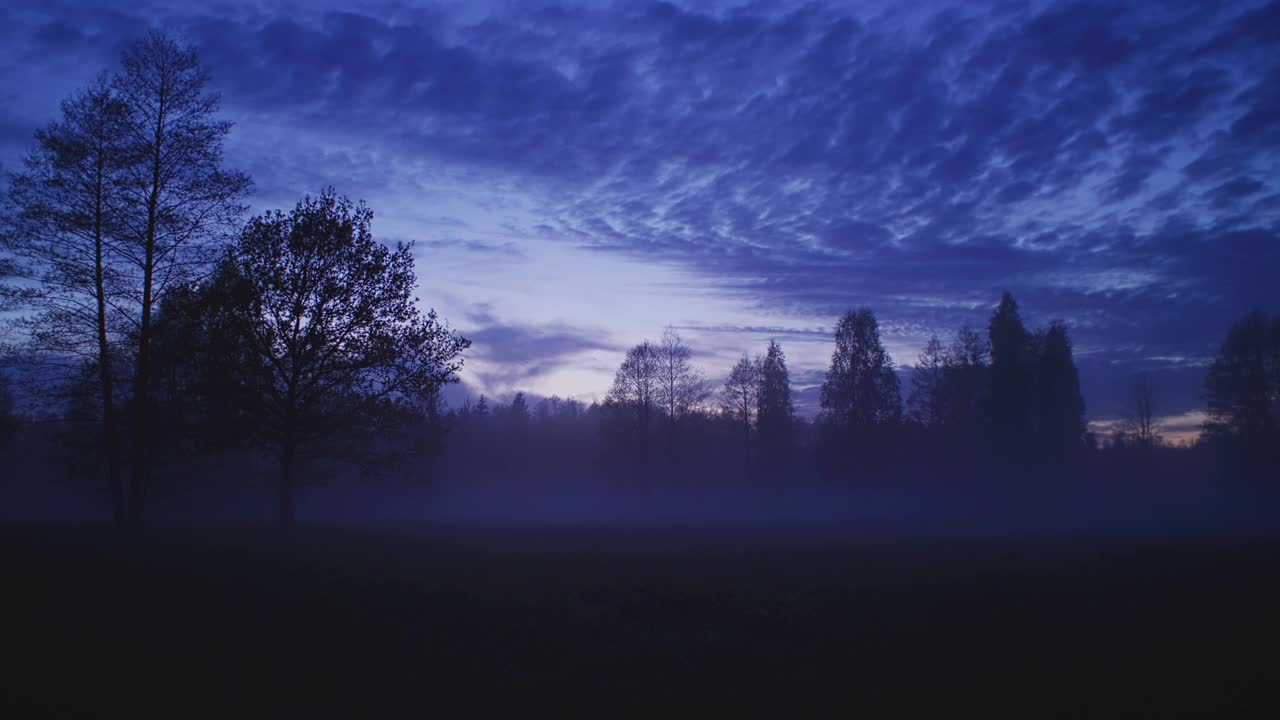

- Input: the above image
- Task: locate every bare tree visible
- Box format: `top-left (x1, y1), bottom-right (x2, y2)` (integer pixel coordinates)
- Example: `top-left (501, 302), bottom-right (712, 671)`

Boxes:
top-left (939, 326), bottom-right (990, 429)
top-left (656, 327), bottom-right (708, 425)
top-left (907, 335), bottom-right (946, 428)
top-left (721, 353), bottom-right (761, 466)
top-left (607, 341), bottom-right (661, 435)
top-left (112, 33), bottom-right (251, 526)
top-left (1124, 373), bottom-right (1161, 448)
top-left (2, 75), bottom-right (130, 524)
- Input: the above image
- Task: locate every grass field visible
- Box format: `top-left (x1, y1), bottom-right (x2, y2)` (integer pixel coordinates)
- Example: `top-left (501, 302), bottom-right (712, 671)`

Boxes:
top-left (4, 526), bottom-right (1279, 715)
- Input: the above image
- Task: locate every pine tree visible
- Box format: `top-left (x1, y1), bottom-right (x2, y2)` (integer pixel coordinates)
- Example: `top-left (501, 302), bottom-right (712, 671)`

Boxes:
top-left (1036, 321), bottom-right (1085, 453)
top-left (988, 292), bottom-right (1032, 434)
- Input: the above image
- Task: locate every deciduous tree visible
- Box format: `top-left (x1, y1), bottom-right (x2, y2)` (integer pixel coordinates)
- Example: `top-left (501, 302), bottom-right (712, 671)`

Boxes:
top-left (608, 341), bottom-right (661, 435)
top-left (907, 335), bottom-right (946, 428)
top-left (232, 190), bottom-right (468, 525)
top-left (820, 309), bottom-right (902, 430)
top-left (1204, 310), bottom-right (1280, 449)
top-left (113, 32), bottom-right (251, 525)
top-left (2, 76), bottom-right (130, 523)
top-left (721, 353), bottom-right (761, 466)
top-left (1123, 373), bottom-right (1161, 449)
top-left (656, 327), bottom-right (708, 424)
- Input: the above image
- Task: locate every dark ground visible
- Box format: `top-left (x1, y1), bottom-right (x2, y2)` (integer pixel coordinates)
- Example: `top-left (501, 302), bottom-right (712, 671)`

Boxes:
top-left (4, 526), bottom-right (1279, 716)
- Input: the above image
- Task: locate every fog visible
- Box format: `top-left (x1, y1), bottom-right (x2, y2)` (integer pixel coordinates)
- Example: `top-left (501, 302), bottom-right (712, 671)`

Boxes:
top-left (7, 450), bottom-right (1274, 542)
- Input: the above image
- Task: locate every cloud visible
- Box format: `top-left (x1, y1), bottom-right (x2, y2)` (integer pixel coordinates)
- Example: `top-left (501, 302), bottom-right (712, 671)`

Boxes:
top-left (457, 308), bottom-right (622, 393)
top-left (4, 0), bottom-right (1278, 423)
top-left (467, 321), bottom-right (618, 367)
top-left (420, 239), bottom-right (525, 260)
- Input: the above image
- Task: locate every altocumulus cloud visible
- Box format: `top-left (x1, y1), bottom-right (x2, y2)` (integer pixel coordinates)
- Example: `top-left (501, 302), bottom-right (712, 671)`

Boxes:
top-left (1, 0), bottom-right (1278, 424)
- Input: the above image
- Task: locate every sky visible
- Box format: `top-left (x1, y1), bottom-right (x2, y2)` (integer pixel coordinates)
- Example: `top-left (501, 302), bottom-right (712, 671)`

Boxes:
top-left (1, 0), bottom-right (1278, 438)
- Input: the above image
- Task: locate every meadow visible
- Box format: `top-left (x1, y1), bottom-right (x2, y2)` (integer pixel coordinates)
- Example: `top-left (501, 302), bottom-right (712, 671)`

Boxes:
top-left (6, 524), bottom-right (1278, 715)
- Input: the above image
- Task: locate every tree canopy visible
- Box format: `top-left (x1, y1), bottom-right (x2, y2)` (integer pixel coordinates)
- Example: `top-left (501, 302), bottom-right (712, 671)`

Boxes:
top-left (230, 189), bottom-right (469, 523)
top-left (820, 309), bottom-right (902, 431)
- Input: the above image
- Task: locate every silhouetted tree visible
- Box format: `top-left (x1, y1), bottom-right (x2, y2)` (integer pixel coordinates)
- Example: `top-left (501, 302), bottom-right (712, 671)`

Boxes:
top-left (508, 392), bottom-right (530, 424)
top-left (908, 335), bottom-right (947, 428)
top-left (231, 190), bottom-right (469, 525)
top-left (1035, 321), bottom-right (1085, 454)
top-left (820, 309), bottom-right (902, 430)
top-left (474, 395), bottom-right (490, 420)
top-left (1123, 373), bottom-right (1161, 449)
top-left (721, 353), bottom-right (761, 467)
top-left (114, 32), bottom-right (251, 526)
top-left (533, 395), bottom-right (574, 424)
top-left (938, 326), bottom-right (990, 430)
top-left (0, 372), bottom-right (16, 444)
top-left (608, 341), bottom-right (660, 438)
top-left (147, 257), bottom-right (263, 455)
top-left (2, 75), bottom-right (130, 524)
top-left (359, 380), bottom-right (455, 477)
top-left (988, 292), bottom-right (1034, 438)
top-left (1203, 310), bottom-right (1280, 457)
top-left (756, 339), bottom-right (794, 464)
top-left (656, 328), bottom-right (708, 426)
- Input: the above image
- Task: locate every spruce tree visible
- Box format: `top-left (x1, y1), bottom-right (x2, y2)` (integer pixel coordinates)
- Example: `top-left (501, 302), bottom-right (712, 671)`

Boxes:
top-left (988, 292), bottom-right (1032, 434)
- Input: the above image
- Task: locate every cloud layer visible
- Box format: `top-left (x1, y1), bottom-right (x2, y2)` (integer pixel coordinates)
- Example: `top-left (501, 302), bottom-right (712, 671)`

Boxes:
top-left (2, 0), bottom-right (1278, 423)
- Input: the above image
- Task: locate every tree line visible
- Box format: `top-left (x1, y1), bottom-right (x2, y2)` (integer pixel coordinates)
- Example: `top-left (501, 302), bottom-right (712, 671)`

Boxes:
top-left (427, 295), bottom-right (1277, 495)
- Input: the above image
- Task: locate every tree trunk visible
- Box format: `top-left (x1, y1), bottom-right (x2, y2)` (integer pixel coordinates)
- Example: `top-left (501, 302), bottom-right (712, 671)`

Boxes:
top-left (127, 304), bottom-right (151, 527)
top-left (127, 233), bottom-right (155, 528)
top-left (127, 115), bottom-right (163, 529)
top-left (93, 159), bottom-right (125, 528)
top-left (100, 357), bottom-right (124, 527)
top-left (128, 203), bottom-right (160, 527)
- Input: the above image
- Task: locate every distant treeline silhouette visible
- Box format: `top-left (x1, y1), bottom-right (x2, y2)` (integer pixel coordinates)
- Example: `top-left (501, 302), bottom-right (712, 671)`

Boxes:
top-left (2, 33), bottom-right (1277, 526)
top-left (427, 299), bottom-right (1275, 493)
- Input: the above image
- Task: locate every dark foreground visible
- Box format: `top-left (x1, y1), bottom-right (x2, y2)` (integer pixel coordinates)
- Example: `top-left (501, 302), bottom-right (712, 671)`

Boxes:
top-left (4, 527), bottom-right (1279, 716)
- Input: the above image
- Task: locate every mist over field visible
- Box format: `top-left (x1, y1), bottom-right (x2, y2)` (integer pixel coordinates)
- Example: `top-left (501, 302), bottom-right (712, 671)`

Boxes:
top-left (3, 2), bottom-right (1280, 714)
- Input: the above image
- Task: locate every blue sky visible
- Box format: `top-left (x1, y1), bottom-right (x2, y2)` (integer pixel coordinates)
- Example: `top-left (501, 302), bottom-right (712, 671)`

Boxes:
top-left (2, 0), bottom-right (1278, 435)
